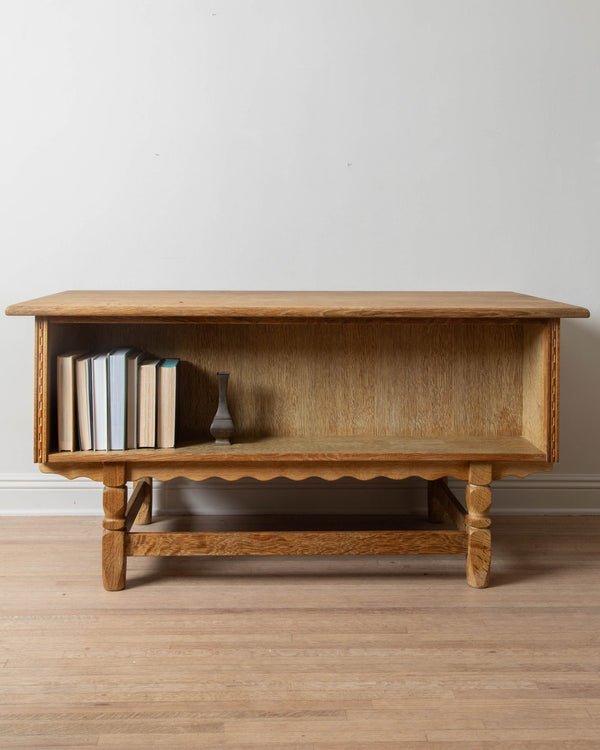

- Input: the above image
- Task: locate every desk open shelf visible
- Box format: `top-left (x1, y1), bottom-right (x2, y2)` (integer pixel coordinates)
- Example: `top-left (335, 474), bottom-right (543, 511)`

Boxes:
top-left (6, 291), bottom-right (589, 589)
top-left (45, 435), bottom-right (546, 476)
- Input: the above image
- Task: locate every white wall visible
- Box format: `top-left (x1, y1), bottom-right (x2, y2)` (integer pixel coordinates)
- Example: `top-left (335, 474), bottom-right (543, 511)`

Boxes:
top-left (1, 0), bottom-right (598, 513)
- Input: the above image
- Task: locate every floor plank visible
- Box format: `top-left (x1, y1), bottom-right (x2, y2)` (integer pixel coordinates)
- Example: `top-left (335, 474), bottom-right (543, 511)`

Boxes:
top-left (0, 515), bottom-right (599, 748)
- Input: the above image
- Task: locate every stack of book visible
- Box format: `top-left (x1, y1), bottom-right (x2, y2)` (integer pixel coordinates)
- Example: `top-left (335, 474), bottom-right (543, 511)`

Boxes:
top-left (57, 350), bottom-right (179, 451)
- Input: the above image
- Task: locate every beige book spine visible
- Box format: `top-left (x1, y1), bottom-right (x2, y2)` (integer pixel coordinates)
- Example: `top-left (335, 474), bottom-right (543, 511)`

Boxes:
top-left (157, 366), bottom-right (177, 449)
top-left (137, 363), bottom-right (157, 448)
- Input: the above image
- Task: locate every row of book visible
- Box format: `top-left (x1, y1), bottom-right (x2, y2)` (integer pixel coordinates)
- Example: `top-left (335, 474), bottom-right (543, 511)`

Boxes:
top-left (57, 350), bottom-right (179, 451)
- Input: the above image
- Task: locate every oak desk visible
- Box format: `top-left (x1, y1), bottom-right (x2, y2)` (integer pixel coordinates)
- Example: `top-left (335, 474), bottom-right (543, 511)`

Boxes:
top-left (6, 291), bottom-right (590, 589)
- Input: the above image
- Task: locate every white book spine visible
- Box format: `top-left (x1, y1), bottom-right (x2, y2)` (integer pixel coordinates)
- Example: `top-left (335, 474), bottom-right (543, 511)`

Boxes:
top-left (92, 355), bottom-right (109, 451)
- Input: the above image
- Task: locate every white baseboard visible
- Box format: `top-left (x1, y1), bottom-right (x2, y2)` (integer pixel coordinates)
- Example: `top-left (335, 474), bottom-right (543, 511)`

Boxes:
top-left (0, 472), bottom-right (598, 515)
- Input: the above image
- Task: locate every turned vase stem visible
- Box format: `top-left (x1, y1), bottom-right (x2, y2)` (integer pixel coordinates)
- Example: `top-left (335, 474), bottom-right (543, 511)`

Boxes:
top-left (210, 371), bottom-right (235, 445)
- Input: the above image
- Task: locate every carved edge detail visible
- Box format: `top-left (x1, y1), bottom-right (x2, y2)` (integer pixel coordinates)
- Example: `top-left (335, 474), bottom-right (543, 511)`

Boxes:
top-left (40, 460), bottom-right (555, 484)
top-left (549, 319), bottom-right (560, 463)
top-left (35, 318), bottom-right (48, 464)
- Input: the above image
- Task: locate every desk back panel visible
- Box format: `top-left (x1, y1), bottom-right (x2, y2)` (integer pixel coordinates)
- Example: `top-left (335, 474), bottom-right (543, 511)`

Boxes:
top-left (41, 318), bottom-right (555, 460)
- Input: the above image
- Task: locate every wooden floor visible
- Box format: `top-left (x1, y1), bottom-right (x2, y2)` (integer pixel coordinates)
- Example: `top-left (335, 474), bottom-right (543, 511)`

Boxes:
top-left (1, 515), bottom-right (599, 749)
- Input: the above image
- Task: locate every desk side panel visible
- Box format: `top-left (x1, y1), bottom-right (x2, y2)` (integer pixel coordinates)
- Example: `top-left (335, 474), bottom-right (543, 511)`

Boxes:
top-left (522, 320), bottom-right (559, 462)
top-left (550, 319), bottom-right (560, 462)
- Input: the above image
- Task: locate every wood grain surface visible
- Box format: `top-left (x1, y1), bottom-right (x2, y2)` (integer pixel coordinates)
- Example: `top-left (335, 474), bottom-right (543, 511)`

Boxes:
top-left (45, 435), bottom-right (546, 464)
top-left (1, 515), bottom-right (600, 747)
top-left (30, 311), bottom-right (568, 481)
top-left (522, 321), bottom-right (550, 458)
top-left (45, 320), bottom-right (530, 444)
top-left (124, 478), bottom-right (152, 532)
top-left (39, 318), bottom-right (555, 456)
top-left (125, 529), bottom-right (468, 557)
top-left (465, 463), bottom-right (493, 588)
top-left (133, 477), bottom-right (153, 526)
top-left (33, 318), bottom-right (48, 464)
top-left (549, 319), bottom-right (561, 462)
top-left (14, 297), bottom-right (578, 593)
top-left (5, 290), bottom-right (591, 318)
top-left (428, 479), bottom-right (467, 532)
top-left (101, 464), bottom-right (127, 591)
top-left (41, 458), bottom-right (554, 484)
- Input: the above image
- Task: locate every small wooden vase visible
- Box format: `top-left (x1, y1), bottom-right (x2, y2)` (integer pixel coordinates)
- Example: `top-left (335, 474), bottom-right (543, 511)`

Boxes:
top-left (210, 371), bottom-right (235, 445)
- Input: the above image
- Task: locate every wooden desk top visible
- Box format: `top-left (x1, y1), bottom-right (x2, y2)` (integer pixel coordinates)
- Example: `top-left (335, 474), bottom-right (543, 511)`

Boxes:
top-left (5, 290), bottom-right (590, 319)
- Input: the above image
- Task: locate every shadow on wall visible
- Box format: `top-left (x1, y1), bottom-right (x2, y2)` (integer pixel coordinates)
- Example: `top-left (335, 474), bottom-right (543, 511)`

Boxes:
top-left (154, 477), bottom-right (428, 517)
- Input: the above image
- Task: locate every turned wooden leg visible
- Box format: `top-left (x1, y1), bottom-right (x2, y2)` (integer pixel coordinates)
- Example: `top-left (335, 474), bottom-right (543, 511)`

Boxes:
top-left (427, 478), bottom-right (446, 523)
top-left (134, 477), bottom-right (153, 525)
top-left (465, 463), bottom-right (492, 588)
top-left (102, 463), bottom-right (127, 591)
